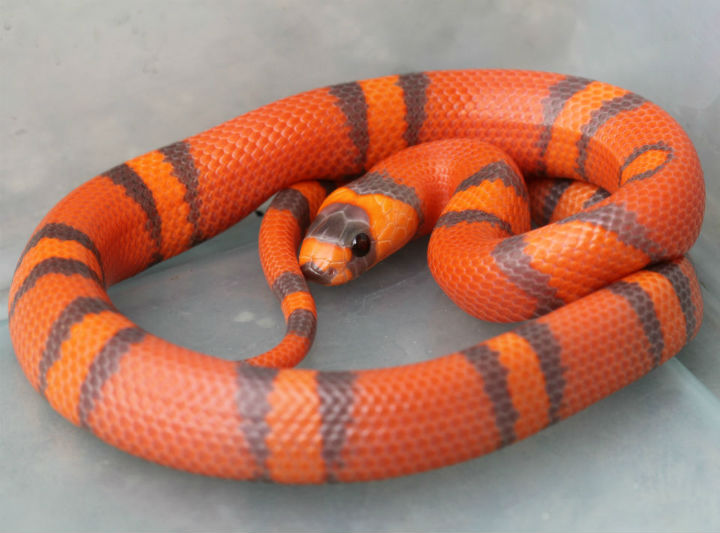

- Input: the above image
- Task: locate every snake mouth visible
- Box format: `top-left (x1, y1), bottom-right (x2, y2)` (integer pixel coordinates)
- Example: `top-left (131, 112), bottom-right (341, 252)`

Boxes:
top-left (300, 261), bottom-right (337, 285)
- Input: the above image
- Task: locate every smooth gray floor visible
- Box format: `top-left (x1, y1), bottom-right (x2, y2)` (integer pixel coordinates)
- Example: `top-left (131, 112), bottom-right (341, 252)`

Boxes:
top-left (2, 2), bottom-right (719, 532)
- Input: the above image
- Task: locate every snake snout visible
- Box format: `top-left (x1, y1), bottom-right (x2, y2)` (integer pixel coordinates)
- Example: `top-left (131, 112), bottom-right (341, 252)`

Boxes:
top-left (301, 261), bottom-right (336, 285)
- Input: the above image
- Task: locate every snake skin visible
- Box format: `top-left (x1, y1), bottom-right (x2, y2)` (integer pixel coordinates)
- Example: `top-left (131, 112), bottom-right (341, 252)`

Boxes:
top-left (9, 70), bottom-right (705, 483)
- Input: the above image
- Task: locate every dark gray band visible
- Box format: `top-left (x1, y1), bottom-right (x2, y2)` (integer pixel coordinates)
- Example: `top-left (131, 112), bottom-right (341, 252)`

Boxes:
top-left (235, 363), bottom-right (279, 481)
top-left (158, 141), bottom-right (204, 246)
top-left (456, 160), bottom-right (527, 201)
top-left (560, 203), bottom-right (666, 262)
top-left (16, 223), bottom-right (104, 283)
top-left (608, 280), bottom-right (664, 367)
top-left (286, 308), bottom-right (317, 340)
top-left (491, 236), bottom-right (564, 316)
top-left (647, 262), bottom-right (697, 343)
top-left (104, 163), bottom-right (163, 263)
top-left (347, 171), bottom-right (424, 228)
top-left (619, 142), bottom-right (674, 185)
top-left (329, 81), bottom-right (369, 170)
top-left (436, 209), bottom-right (512, 234)
top-left (271, 188), bottom-right (311, 230)
top-left (78, 327), bottom-right (146, 427)
top-left (317, 371), bottom-right (356, 482)
top-left (461, 344), bottom-right (518, 446)
top-left (536, 75), bottom-right (594, 174)
top-left (397, 72), bottom-right (430, 146)
top-left (39, 297), bottom-right (115, 394)
top-left (538, 178), bottom-right (573, 225)
top-left (10, 257), bottom-right (102, 318)
top-left (576, 92), bottom-right (646, 181)
top-left (514, 321), bottom-right (565, 423)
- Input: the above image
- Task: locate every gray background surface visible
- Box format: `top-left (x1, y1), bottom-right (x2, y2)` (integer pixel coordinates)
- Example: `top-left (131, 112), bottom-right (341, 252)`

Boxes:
top-left (1, 1), bottom-right (719, 531)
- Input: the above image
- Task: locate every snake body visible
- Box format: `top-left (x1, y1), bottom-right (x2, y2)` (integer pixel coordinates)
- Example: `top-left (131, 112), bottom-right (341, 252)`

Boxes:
top-left (9, 70), bottom-right (705, 483)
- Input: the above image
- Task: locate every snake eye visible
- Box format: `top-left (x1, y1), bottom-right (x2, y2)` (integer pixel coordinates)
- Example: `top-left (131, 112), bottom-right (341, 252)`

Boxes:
top-left (351, 233), bottom-right (371, 257)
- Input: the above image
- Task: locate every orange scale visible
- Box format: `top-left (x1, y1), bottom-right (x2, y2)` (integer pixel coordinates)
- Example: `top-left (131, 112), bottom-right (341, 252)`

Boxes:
top-left (618, 174), bottom-right (704, 256)
top-left (361, 76), bottom-right (407, 164)
top-left (9, 275), bottom-right (109, 389)
top-left (44, 310), bottom-right (135, 425)
top-left (279, 292), bottom-right (315, 321)
top-left (282, 181), bottom-right (330, 217)
top-left (320, 186), bottom-right (358, 207)
top-left (554, 182), bottom-right (606, 217)
top-left (339, 355), bottom-right (501, 481)
top-left (246, 334), bottom-right (313, 368)
top-left (33, 177), bottom-right (114, 237)
top-left (189, 91), bottom-right (356, 239)
top-left (448, 177), bottom-right (520, 209)
top-left (527, 178), bottom-right (558, 217)
top-left (367, 197), bottom-right (419, 255)
top-left (578, 137), bottom-right (622, 185)
top-left (543, 82), bottom-right (630, 181)
top-left (444, 181), bottom-right (530, 234)
top-left (541, 290), bottom-right (655, 419)
top-left (259, 210), bottom-right (303, 281)
top-left (126, 150), bottom-right (195, 258)
top-left (86, 337), bottom-right (248, 478)
top-left (34, 177), bottom-right (158, 284)
top-left (580, 103), bottom-right (663, 186)
top-left (677, 259), bottom-right (704, 339)
top-left (620, 148), bottom-right (673, 183)
top-left (429, 231), bottom-right (539, 321)
top-left (265, 369), bottom-right (325, 484)
top-left (11, 238), bottom-right (103, 304)
top-left (622, 269), bottom-right (696, 361)
top-left (528, 178), bottom-right (606, 224)
top-left (521, 221), bottom-right (651, 303)
top-left (484, 335), bottom-right (552, 440)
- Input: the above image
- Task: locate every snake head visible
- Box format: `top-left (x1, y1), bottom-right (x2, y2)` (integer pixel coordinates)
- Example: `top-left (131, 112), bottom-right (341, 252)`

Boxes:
top-left (299, 202), bottom-right (376, 285)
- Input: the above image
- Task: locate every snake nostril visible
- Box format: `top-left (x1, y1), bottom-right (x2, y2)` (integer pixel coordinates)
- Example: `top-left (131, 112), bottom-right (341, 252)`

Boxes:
top-left (301, 261), bottom-right (335, 285)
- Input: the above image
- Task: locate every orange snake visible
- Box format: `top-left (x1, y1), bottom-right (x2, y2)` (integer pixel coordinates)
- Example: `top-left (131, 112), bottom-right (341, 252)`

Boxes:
top-left (9, 70), bottom-right (705, 482)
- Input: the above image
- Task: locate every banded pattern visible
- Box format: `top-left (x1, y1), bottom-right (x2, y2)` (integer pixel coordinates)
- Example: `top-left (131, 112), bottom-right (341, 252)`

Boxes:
top-left (528, 177), bottom-right (610, 226)
top-left (9, 70), bottom-right (704, 483)
top-left (248, 181), bottom-right (331, 367)
top-left (104, 164), bottom-right (165, 266)
top-left (397, 72), bottom-right (430, 147)
top-left (535, 75), bottom-right (593, 176)
top-left (157, 141), bottom-right (204, 246)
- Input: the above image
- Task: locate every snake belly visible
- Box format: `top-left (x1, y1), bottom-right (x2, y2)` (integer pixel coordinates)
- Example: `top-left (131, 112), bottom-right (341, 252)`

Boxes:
top-left (9, 70), bottom-right (705, 483)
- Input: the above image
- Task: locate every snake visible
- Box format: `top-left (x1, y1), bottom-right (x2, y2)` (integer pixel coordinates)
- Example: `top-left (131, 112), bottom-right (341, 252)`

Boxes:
top-left (9, 70), bottom-right (705, 483)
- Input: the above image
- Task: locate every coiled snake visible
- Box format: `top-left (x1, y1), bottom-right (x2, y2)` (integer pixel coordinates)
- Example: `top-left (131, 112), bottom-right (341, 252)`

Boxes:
top-left (9, 70), bottom-right (705, 483)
